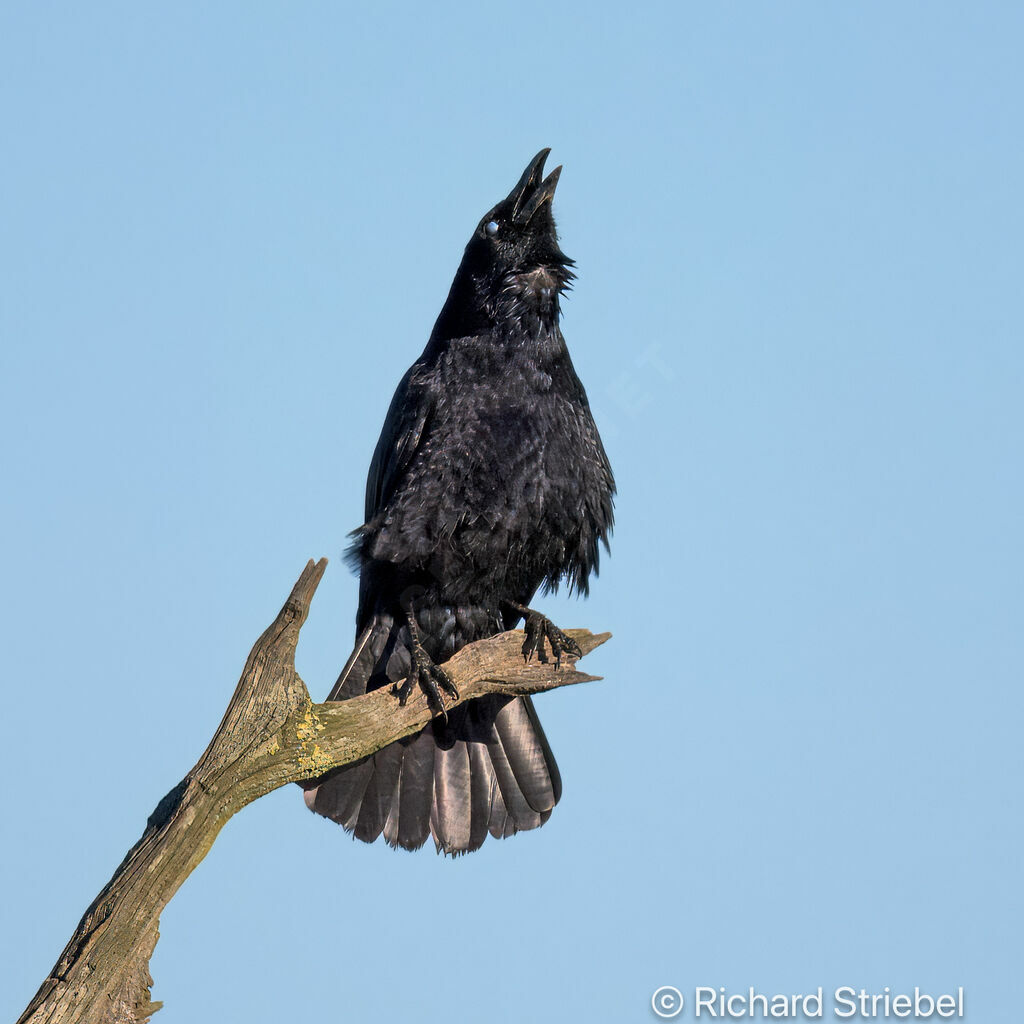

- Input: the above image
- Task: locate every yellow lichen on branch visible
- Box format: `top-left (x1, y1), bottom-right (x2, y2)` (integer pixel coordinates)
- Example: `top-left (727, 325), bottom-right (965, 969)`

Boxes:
top-left (17, 559), bottom-right (609, 1024)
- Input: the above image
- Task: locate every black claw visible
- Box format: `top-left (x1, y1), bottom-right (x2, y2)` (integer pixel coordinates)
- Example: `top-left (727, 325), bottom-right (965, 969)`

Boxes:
top-left (400, 603), bottom-right (459, 720)
top-left (548, 632), bottom-right (563, 668)
top-left (547, 625), bottom-right (581, 668)
top-left (431, 663), bottom-right (459, 701)
top-left (418, 664), bottom-right (447, 721)
top-left (522, 621), bottom-right (534, 661)
top-left (398, 653), bottom-right (458, 720)
top-left (393, 672), bottom-right (417, 706)
top-left (417, 651), bottom-right (453, 720)
top-left (514, 607), bottom-right (580, 670)
top-left (521, 616), bottom-right (546, 663)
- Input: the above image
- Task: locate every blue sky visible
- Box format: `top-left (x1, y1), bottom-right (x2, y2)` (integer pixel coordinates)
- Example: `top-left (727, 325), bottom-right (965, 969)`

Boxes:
top-left (2, 3), bottom-right (1021, 1022)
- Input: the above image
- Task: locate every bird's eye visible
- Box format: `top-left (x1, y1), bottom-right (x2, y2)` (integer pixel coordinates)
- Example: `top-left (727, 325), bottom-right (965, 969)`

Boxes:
top-left (485, 220), bottom-right (499, 237)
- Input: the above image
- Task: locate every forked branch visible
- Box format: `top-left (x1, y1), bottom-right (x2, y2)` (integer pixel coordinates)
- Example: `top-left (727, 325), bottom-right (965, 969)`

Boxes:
top-left (17, 558), bottom-right (609, 1024)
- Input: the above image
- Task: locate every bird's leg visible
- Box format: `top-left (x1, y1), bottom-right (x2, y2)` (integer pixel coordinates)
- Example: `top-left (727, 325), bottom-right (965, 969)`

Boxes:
top-left (394, 601), bottom-right (460, 721)
top-left (503, 601), bottom-right (583, 669)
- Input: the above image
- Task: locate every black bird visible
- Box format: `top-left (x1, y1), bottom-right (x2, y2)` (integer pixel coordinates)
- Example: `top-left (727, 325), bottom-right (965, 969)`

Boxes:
top-left (303, 150), bottom-right (615, 854)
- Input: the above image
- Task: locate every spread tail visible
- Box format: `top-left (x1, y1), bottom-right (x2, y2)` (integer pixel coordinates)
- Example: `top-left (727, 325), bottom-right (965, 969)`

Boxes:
top-left (303, 617), bottom-right (561, 855)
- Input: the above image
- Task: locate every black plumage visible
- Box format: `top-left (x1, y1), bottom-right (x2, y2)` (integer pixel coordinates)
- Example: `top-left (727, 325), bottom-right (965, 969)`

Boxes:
top-left (303, 150), bottom-right (615, 854)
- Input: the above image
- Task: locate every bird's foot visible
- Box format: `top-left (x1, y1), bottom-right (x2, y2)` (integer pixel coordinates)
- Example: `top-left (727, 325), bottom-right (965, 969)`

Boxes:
top-left (510, 604), bottom-right (582, 669)
top-left (393, 633), bottom-right (460, 722)
top-left (397, 598), bottom-right (462, 720)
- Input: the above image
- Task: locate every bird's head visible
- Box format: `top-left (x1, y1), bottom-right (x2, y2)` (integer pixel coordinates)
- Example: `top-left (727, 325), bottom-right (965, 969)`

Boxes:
top-left (435, 150), bottom-right (575, 337)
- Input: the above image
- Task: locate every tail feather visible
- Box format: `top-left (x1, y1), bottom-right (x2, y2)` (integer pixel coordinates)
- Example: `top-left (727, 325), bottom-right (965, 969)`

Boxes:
top-left (353, 741), bottom-right (402, 844)
top-left (493, 697), bottom-right (561, 814)
top-left (485, 729), bottom-right (542, 831)
top-left (304, 611), bottom-right (561, 855)
top-left (431, 739), bottom-right (473, 853)
top-left (467, 740), bottom-right (498, 851)
top-left (384, 733), bottom-right (434, 850)
top-left (337, 760), bottom-right (374, 830)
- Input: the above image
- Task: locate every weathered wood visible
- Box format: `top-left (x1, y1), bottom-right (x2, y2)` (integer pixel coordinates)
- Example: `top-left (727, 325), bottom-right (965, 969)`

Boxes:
top-left (17, 559), bottom-right (609, 1024)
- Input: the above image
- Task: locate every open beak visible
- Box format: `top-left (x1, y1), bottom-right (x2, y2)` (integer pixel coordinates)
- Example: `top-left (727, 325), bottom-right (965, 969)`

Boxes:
top-left (508, 149), bottom-right (563, 225)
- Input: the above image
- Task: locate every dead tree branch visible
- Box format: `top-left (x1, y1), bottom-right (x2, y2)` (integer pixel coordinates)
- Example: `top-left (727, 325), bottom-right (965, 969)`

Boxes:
top-left (17, 558), bottom-right (610, 1024)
